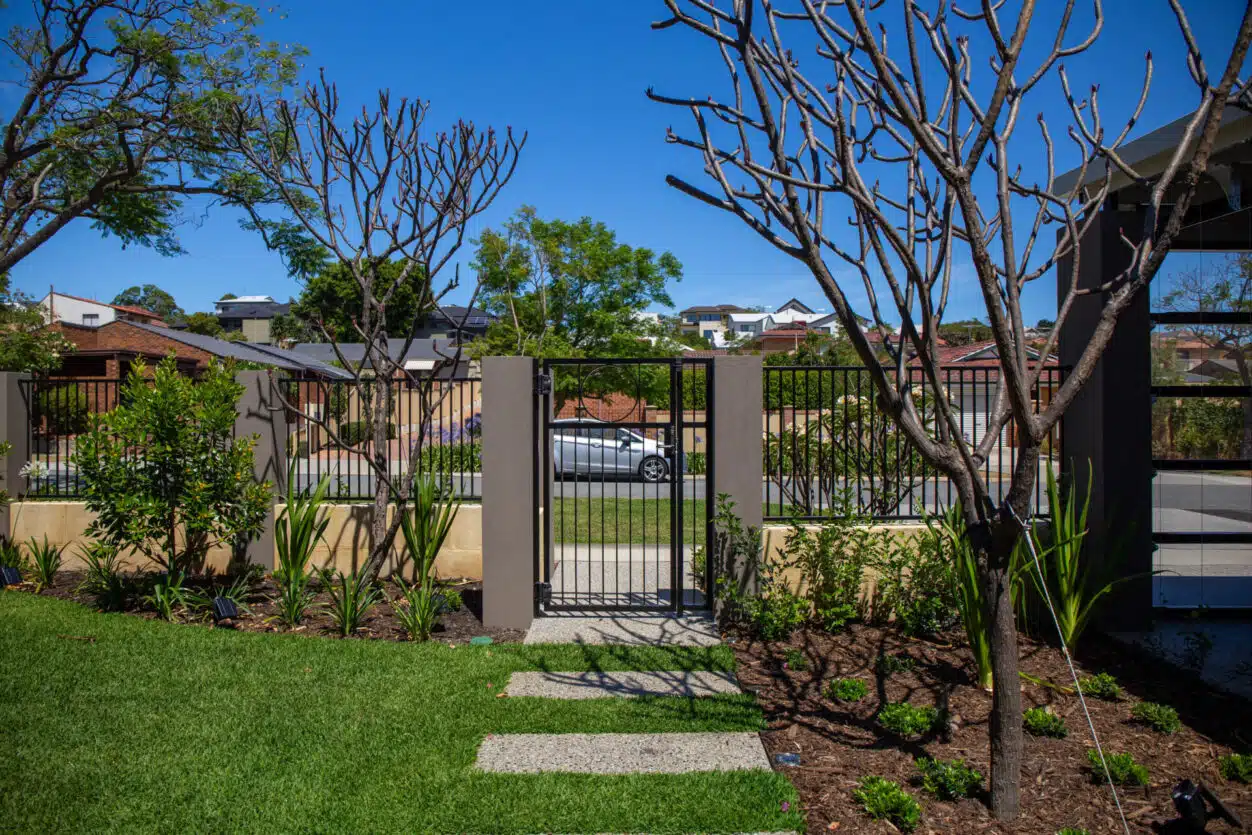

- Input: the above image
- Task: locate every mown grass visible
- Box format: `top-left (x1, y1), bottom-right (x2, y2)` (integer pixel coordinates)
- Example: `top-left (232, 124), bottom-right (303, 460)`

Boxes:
top-left (552, 498), bottom-right (708, 545)
top-left (0, 592), bottom-right (797, 833)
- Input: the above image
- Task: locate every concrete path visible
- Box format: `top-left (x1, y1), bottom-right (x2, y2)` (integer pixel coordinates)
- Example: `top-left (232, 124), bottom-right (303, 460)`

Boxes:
top-left (505, 670), bottom-right (740, 699)
top-left (475, 732), bottom-right (771, 774)
top-left (523, 613), bottom-right (721, 646)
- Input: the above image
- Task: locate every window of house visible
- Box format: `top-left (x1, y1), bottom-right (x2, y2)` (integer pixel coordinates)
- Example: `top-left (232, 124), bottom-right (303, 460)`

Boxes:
top-left (686, 315), bottom-right (699, 324)
top-left (700, 313), bottom-right (721, 321)
top-left (703, 329), bottom-right (714, 340)
top-left (82, 313), bottom-right (99, 326)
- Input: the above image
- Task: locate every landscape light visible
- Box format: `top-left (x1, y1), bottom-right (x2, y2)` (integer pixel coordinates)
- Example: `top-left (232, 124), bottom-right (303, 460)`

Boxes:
top-left (211, 596), bottom-right (240, 623)
top-left (1, 566), bottom-right (21, 586)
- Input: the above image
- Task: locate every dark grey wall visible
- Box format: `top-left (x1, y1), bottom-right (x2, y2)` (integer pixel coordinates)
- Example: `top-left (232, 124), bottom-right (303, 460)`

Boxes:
top-left (481, 356), bottom-right (536, 630)
top-left (1058, 203), bottom-right (1153, 630)
top-left (712, 355), bottom-right (764, 599)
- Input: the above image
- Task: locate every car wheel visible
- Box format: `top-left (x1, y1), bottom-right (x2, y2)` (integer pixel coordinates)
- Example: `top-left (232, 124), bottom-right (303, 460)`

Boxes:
top-left (639, 456), bottom-right (668, 483)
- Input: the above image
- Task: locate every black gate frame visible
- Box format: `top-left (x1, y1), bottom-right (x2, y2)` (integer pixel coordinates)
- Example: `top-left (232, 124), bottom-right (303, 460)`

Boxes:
top-left (533, 357), bottom-right (714, 615)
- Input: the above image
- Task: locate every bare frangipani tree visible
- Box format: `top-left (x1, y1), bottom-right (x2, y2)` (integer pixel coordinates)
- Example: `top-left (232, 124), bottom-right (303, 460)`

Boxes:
top-left (229, 72), bottom-right (523, 583)
top-left (650, 0), bottom-right (1252, 820)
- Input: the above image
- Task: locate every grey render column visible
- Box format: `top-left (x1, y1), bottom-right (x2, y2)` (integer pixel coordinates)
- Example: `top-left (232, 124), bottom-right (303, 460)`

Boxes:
top-left (711, 355), bottom-right (763, 599)
top-left (482, 356), bottom-right (535, 631)
top-left (0, 373), bottom-right (29, 541)
top-left (235, 371), bottom-right (286, 570)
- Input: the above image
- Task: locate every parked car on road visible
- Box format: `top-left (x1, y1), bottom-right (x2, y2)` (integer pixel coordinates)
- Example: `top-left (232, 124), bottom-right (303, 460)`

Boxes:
top-left (551, 418), bottom-right (672, 482)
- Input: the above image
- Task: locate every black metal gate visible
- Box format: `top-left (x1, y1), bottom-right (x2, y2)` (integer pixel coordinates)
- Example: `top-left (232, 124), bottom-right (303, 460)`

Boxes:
top-left (534, 358), bottom-right (713, 614)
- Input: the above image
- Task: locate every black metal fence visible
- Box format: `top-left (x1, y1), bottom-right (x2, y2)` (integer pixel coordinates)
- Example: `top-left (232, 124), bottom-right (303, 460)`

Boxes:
top-left (19, 378), bottom-right (125, 499)
top-left (280, 376), bottom-right (482, 501)
top-left (762, 365), bottom-right (1064, 520)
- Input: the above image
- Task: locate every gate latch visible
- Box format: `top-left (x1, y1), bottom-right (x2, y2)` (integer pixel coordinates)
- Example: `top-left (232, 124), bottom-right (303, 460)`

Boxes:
top-left (534, 581), bottom-right (552, 605)
top-left (534, 372), bottom-right (552, 397)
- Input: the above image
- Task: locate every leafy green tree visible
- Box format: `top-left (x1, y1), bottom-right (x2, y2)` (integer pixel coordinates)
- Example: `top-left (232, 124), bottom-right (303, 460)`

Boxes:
top-left (269, 311), bottom-right (318, 345)
top-left (289, 260), bottom-right (426, 340)
top-left (0, 275), bottom-right (75, 373)
top-left (183, 312), bottom-right (223, 337)
top-left (1035, 319), bottom-right (1055, 330)
top-left (0, 1), bottom-right (306, 274)
top-left (75, 357), bottom-right (270, 576)
top-left (113, 285), bottom-right (184, 323)
top-left (936, 319), bottom-right (993, 347)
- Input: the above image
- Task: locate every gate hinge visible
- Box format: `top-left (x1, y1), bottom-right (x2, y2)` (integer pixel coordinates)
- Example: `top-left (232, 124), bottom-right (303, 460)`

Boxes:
top-left (534, 372), bottom-right (552, 397)
top-left (534, 581), bottom-right (552, 605)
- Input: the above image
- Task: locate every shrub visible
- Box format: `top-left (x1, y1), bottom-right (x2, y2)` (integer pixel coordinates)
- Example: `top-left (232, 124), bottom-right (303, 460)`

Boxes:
top-left (25, 535), bottom-right (62, 592)
top-left (1218, 753), bottom-right (1252, 783)
top-left (274, 469), bottom-right (331, 627)
top-left (878, 702), bottom-right (939, 737)
top-left (36, 384), bottom-right (90, 435)
top-left (183, 574), bottom-right (254, 620)
top-left (1087, 750), bottom-right (1149, 786)
top-left (321, 569), bottom-right (382, 637)
top-left (744, 589), bottom-right (809, 640)
top-left (686, 450), bottom-right (707, 475)
top-left (896, 594), bottom-right (960, 638)
top-left (76, 541), bottom-right (125, 610)
top-left (784, 512), bottom-right (882, 631)
top-left (871, 529), bottom-right (959, 635)
top-left (1023, 706), bottom-right (1068, 738)
top-left (1057, 829), bottom-right (1090, 835)
top-left (827, 677), bottom-right (869, 702)
top-left (852, 776), bottom-right (921, 832)
top-left (783, 648), bottom-right (809, 671)
top-left (75, 358), bottom-right (270, 576)
top-left (1076, 672), bottom-right (1121, 701)
top-left (877, 652), bottom-right (916, 674)
top-left (915, 757), bottom-right (982, 800)
top-left (708, 494), bottom-right (807, 639)
top-left (417, 440), bottom-right (482, 474)
top-left (338, 420), bottom-right (396, 447)
top-left (1131, 701), bottom-right (1181, 735)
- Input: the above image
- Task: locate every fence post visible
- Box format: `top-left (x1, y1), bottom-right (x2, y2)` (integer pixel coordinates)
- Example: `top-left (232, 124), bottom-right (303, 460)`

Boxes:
top-left (481, 356), bottom-right (535, 630)
top-left (712, 355), bottom-right (763, 600)
top-left (235, 371), bottom-right (285, 570)
top-left (0, 373), bottom-right (29, 542)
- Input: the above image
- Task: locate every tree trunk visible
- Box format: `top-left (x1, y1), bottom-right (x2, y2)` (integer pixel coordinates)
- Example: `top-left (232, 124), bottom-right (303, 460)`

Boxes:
top-left (365, 344), bottom-right (393, 583)
top-left (984, 525), bottom-right (1024, 820)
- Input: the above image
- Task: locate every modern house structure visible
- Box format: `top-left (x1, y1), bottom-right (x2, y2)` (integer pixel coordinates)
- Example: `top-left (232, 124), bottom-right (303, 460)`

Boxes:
top-left (678, 304), bottom-right (749, 344)
top-left (211, 296), bottom-right (291, 344)
top-left (413, 305), bottom-right (496, 341)
top-left (38, 291), bottom-right (166, 329)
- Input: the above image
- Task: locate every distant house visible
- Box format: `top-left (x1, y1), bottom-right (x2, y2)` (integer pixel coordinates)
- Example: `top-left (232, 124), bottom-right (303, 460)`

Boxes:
top-left (412, 305), bottom-right (496, 341)
top-left (48, 319), bottom-right (350, 381)
top-left (211, 295), bottom-right (291, 344)
top-left (677, 304), bottom-right (749, 345)
top-left (38, 291), bottom-right (166, 329)
top-left (291, 339), bottom-right (471, 380)
top-left (684, 297), bottom-right (837, 344)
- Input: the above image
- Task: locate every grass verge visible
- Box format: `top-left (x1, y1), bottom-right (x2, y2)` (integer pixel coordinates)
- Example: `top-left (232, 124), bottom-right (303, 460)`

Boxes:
top-left (0, 592), bottom-right (797, 833)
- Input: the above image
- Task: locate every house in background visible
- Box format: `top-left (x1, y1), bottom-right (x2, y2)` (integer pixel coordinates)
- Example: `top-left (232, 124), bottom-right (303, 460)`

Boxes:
top-left (211, 295), bottom-right (291, 344)
top-left (678, 304), bottom-right (749, 345)
top-left (38, 290), bottom-right (166, 329)
top-left (412, 305), bottom-right (496, 341)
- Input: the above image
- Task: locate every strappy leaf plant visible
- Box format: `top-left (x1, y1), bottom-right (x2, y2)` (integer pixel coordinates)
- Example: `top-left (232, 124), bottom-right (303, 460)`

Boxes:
top-left (273, 466), bottom-right (331, 627)
top-left (393, 472), bottom-right (460, 641)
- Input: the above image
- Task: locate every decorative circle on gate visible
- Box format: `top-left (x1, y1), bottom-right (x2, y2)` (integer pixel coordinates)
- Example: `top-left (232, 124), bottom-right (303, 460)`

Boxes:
top-left (570, 363), bottom-right (652, 423)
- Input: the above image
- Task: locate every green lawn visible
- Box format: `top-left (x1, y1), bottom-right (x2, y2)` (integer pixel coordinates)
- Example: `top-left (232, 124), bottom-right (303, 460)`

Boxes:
top-left (0, 593), bottom-right (798, 833)
top-left (552, 498), bottom-right (708, 545)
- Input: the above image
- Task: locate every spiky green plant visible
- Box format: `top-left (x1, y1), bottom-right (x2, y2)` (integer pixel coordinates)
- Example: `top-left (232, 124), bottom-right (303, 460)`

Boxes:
top-left (272, 467), bottom-right (331, 627)
top-left (143, 572), bottom-right (186, 621)
top-left (76, 541), bottom-right (126, 610)
top-left (1027, 465), bottom-right (1149, 647)
top-left (321, 569), bottom-right (381, 637)
top-left (393, 472), bottom-right (460, 641)
top-left (25, 536), bottom-right (63, 592)
top-left (931, 506), bottom-right (993, 690)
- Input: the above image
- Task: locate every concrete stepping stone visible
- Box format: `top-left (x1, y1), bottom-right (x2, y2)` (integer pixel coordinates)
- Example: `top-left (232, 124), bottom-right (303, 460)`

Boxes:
top-left (524, 613), bottom-right (720, 646)
top-left (505, 670), bottom-right (740, 699)
top-left (475, 732), bottom-right (771, 774)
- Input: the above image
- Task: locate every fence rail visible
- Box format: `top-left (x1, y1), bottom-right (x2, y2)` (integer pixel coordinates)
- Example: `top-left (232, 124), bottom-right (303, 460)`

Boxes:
top-left (280, 376), bottom-right (482, 501)
top-left (20, 378), bottom-right (125, 499)
top-left (762, 365), bottom-right (1064, 521)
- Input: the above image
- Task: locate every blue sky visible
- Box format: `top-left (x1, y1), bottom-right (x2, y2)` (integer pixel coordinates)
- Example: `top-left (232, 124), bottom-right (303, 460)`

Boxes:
top-left (6, 0), bottom-right (1248, 323)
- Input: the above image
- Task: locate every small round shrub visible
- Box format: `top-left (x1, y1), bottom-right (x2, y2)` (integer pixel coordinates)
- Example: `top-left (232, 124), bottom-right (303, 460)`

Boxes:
top-left (1087, 750), bottom-right (1149, 786)
top-left (1076, 672), bottom-right (1121, 701)
top-left (744, 589), bottom-right (809, 640)
top-left (897, 595), bottom-right (959, 637)
top-left (818, 601), bottom-right (858, 633)
top-left (826, 677), bottom-right (869, 702)
top-left (1023, 706), bottom-right (1068, 739)
top-left (783, 648), bottom-right (809, 672)
top-left (1219, 753), bottom-right (1252, 783)
top-left (1131, 701), bottom-right (1181, 735)
top-left (877, 702), bottom-right (939, 737)
top-left (915, 756), bottom-right (982, 800)
top-left (852, 776), bottom-right (921, 832)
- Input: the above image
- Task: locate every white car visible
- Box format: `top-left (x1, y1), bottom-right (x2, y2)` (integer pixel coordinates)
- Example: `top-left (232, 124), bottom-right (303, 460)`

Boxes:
top-left (551, 418), bottom-right (673, 482)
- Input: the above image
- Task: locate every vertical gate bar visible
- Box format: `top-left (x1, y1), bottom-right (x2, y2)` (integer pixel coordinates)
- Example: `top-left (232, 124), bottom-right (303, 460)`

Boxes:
top-left (671, 359), bottom-right (682, 613)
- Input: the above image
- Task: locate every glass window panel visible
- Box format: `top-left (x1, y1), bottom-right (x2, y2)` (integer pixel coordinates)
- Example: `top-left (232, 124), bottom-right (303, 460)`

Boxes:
top-left (1152, 324), bottom-right (1252, 385)
top-left (1151, 397), bottom-right (1251, 460)
top-left (1151, 251), bottom-right (1251, 314)
top-left (1152, 468), bottom-right (1252, 608)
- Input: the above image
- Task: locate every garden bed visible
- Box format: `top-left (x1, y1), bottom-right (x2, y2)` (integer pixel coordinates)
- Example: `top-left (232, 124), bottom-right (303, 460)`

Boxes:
top-left (732, 623), bottom-right (1252, 833)
top-left (29, 570), bottom-right (526, 645)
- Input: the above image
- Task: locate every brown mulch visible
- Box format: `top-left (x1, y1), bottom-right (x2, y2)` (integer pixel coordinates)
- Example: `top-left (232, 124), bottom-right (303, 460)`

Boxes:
top-left (732, 623), bottom-right (1252, 834)
top-left (28, 570), bottom-right (526, 645)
